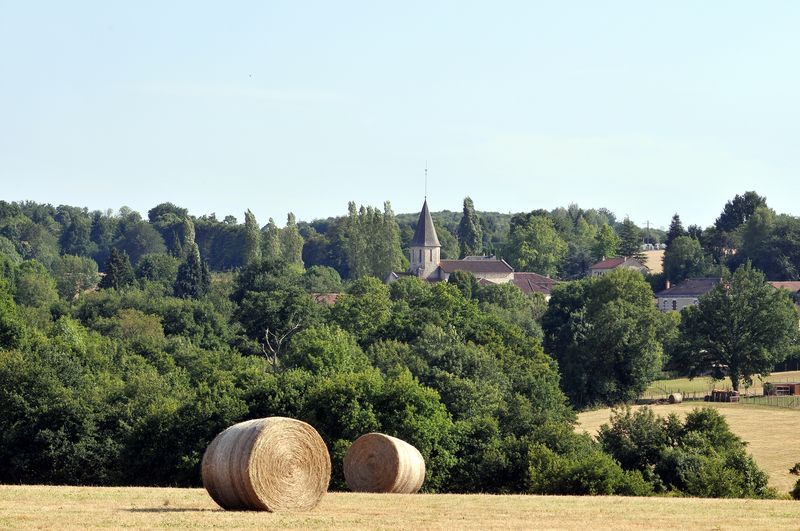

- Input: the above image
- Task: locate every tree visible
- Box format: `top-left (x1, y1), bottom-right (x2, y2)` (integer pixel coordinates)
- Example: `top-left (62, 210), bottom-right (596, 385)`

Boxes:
top-left (50, 255), bottom-right (100, 299)
top-left (280, 213), bottom-right (304, 266)
top-left (116, 221), bottom-right (167, 265)
top-left (687, 224), bottom-right (703, 240)
top-left (135, 253), bottom-right (180, 289)
top-left (232, 258), bottom-right (319, 362)
top-left (457, 197), bottom-right (483, 258)
top-left (173, 242), bottom-right (210, 299)
top-left (593, 223), bottom-right (620, 261)
top-left (674, 263), bottom-right (799, 391)
top-left (0, 280), bottom-right (24, 349)
top-left (301, 265), bottom-right (343, 293)
top-left (664, 214), bottom-right (686, 248)
top-left (99, 248), bottom-right (135, 290)
top-left (13, 260), bottom-right (58, 308)
top-left (243, 209), bottom-right (262, 265)
top-left (261, 218), bottom-right (282, 260)
top-left (283, 324), bottom-right (370, 375)
top-left (341, 202), bottom-right (406, 279)
top-left (662, 236), bottom-right (707, 283)
top-left (617, 217), bottom-right (646, 262)
top-left (376, 201), bottom-right (406, 278)
top-left (505, 215), bottom-right (567, 277)
top-left (714, 191), bottom-right (767, 233)
top-left (542, 268), bottom-right (668, 407)
top-left (598, 406), bottom-right (773, 498)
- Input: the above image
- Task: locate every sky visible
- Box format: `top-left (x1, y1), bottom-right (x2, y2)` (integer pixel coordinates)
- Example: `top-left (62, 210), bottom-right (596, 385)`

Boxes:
top-left (1, 1), bottom-right (799, 229)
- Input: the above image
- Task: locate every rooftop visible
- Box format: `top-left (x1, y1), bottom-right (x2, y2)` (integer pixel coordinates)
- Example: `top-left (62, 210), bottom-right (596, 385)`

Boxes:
top-left (409, 200), bottom-right (441, 248)
top-left (769, 281), bottom-right (800, 292)
top-left (438, 259), bottom-right (514, 274)
top-left (511, 272), bottom-right (557, 295)
top-left (655, 277), bottom-right (722, 297)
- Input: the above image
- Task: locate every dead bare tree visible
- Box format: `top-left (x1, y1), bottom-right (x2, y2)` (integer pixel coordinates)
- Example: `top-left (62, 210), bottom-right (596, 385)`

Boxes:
top-left (260, 316), bottom-right (303, 371)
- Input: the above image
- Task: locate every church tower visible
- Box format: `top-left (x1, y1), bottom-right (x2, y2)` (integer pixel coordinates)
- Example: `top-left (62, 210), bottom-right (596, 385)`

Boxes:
top-left (409, 199), bottom-right (441, 279)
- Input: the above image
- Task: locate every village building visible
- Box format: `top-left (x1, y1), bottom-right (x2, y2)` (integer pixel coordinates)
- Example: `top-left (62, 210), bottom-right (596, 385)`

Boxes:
top-left (589, 256), bottom-right (649, 276)
top-left (387, 200), bottom-right (557, 298)
top-left (654, 277), bottom-right (721, 312)
top-left (654, 278), bottom-right (800, 313)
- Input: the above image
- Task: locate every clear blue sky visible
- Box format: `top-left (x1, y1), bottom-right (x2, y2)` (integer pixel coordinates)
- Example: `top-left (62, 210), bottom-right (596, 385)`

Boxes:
top-left (1, 1), bottom-right (798, 229)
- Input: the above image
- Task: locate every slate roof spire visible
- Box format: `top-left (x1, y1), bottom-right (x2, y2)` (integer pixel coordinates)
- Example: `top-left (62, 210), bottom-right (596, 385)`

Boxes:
top-left (410, 199), bottom-right (440, 247)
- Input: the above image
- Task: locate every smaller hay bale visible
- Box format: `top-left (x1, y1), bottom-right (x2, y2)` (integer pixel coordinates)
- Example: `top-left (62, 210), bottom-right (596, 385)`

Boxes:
top-left (668, 392), bottom-right (683, 404)
top-left (202, 417), bottom-right (331, 511)
top-left (343, 433), bottom-right (425, 494)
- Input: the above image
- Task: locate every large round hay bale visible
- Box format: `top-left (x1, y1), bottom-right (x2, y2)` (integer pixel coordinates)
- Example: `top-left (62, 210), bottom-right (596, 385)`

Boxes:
top-left (343, 433), bottom-right (425, 494)
top-left (668, 392), bottom-right (683, 404)
top-left (201, 417), bottom-right (331, 511)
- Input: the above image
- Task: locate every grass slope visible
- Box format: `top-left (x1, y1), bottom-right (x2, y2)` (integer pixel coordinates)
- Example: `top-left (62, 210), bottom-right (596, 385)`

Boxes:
top-left (1, 486), bottom-right (800, 530)
top-left (577, 402), bottom-right (800, 493)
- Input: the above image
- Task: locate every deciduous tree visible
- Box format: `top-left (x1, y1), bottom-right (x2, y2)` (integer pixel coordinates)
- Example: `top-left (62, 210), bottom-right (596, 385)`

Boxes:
top-left (673, 263), bottom-right (799, 391)
top-left (542, 269), bottom-right (668, 407)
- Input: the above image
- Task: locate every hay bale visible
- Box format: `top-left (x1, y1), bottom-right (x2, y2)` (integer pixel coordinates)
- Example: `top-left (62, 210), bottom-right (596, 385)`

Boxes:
top-left (668, 392), bottom-right (683, 404)
top-left (201, 417), bottom-right (331, 511)
top-left (343, 433), bottom-right (425, 493)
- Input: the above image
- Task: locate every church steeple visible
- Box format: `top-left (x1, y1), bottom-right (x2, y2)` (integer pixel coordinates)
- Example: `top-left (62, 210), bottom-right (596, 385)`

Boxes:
top-left (409, 199), bottom-right (441, 278)
top-left (410, 200), bottom-right (440, 247)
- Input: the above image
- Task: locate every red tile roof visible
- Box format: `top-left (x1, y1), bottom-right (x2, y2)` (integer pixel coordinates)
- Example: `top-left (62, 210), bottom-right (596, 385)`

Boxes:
top-left (511, 272), bottom-right (557, 295)
top-left (769, 281), bottom-right (800, 292)
top-left (591, 257), bottom-right (627, 269)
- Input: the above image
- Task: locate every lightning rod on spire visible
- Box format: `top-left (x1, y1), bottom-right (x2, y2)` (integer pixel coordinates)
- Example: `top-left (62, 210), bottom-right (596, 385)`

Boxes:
top-left (424, 161), bottom-right (428, 200)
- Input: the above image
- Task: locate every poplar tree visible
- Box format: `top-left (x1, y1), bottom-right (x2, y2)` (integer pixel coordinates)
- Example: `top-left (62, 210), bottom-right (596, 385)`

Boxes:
top-left (457, 197), bottom-right (483, 258)
top-left (280, 213), bottom-right (304, 266)
top-left (343, 202), bottom-right (368, 279)
top-left (99, 248), bottom-right (134, 290)
top-left (262, 218), bottom-right (282, 260)
top-left (243, 209), bottom-right (262, 265)
top-left (379, 201), bottom-right (405, 279)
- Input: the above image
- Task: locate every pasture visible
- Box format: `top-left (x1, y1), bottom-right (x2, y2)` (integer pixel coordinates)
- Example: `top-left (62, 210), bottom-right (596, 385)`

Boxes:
top-left (1, 485), bottom-right (800, 529)
top-left (577, 401), bottom-right (800, 493)
top-left (642, 370), bottom-right (800, 399)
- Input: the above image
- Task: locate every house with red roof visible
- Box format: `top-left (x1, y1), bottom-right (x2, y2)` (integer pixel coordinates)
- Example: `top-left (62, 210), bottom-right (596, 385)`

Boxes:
top-left (589, 256), bottom-right (649, 277)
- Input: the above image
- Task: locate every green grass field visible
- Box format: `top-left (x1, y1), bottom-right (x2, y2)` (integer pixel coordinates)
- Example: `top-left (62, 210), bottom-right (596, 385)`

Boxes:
top-left (1, 485), bottom-right (799, 530)
top-left (577, 401), bottom-right (800, 493)
top-left (642, 370), bottom-right (800, 399)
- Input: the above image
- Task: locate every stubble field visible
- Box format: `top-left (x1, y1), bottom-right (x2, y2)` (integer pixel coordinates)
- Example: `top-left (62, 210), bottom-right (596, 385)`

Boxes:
top-left (1, 485), bottom-right (800, 530)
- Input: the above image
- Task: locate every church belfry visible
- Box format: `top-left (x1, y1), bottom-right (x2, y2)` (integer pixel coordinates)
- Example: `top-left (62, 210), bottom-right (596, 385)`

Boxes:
top-left (409, 199), bottom-right (441, 278)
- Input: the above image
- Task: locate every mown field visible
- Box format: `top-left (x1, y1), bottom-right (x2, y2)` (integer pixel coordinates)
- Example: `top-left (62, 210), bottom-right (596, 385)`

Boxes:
top-left (1, 485), bottom-right (800, 530)
top-left (577, 401), bottom-right (800, 493)
top-left (642, 370), bottom-right (800, 399)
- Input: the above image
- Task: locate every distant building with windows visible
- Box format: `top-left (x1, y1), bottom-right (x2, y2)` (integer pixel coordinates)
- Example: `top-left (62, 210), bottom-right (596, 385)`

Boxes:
top-left (654, 278), bottom-right (721, 312)
top-left (387, 200), bottom-right (557, 298)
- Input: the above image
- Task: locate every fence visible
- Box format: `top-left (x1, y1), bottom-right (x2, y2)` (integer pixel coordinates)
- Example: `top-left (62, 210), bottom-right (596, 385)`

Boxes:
top-left (739, 395), bottom-right (800, 409)
top-left (639, 389), bottom-right (800, 410)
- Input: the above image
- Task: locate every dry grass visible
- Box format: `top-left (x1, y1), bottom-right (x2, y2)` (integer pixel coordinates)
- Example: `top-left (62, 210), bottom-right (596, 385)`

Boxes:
top-left (643, 370), bottom-right (800, 399)
top-left (577, 402), bottom-right (800, 493)
top-left (1, 485), bottom-right (799, 530)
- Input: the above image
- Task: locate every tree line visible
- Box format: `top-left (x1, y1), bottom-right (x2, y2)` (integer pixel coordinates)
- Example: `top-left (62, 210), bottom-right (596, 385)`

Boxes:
top-left (1, 191), bottom-right (799, 497)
